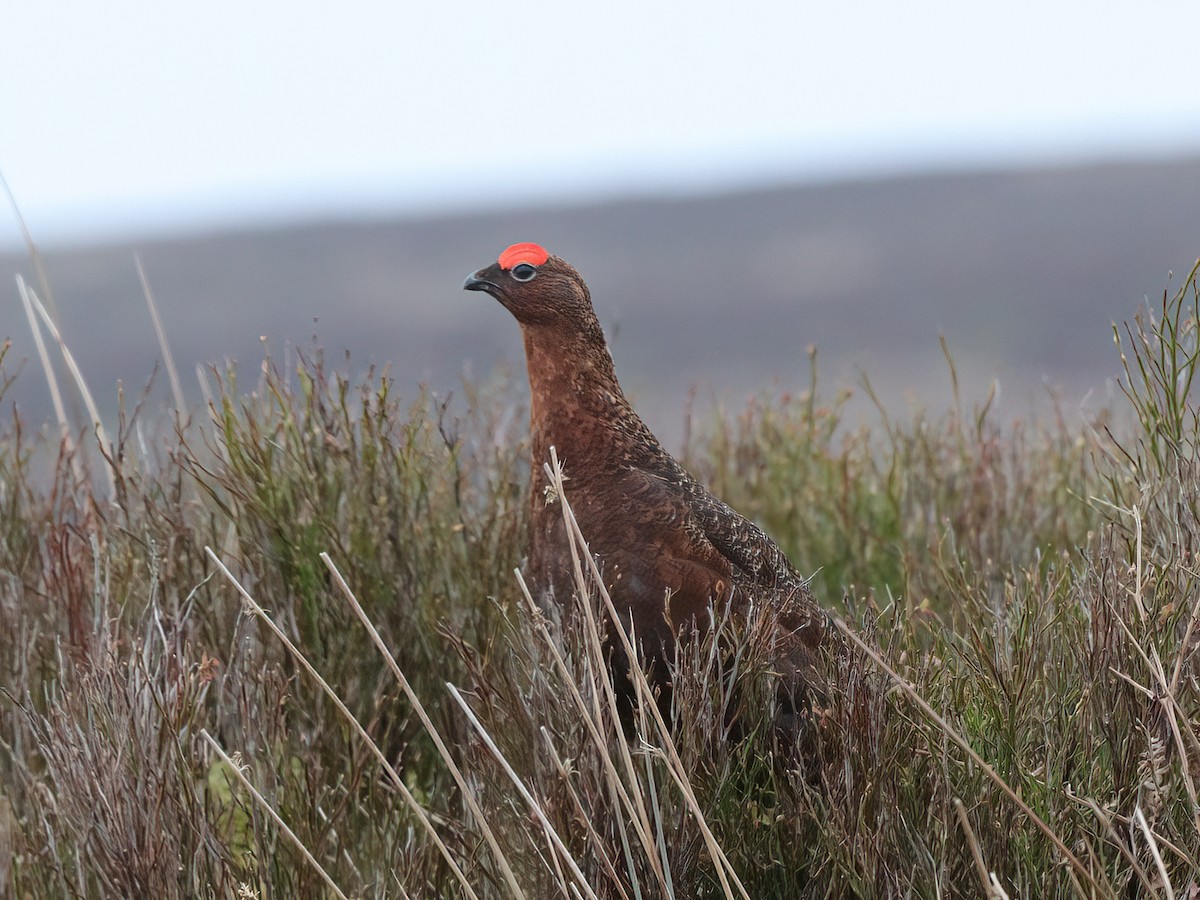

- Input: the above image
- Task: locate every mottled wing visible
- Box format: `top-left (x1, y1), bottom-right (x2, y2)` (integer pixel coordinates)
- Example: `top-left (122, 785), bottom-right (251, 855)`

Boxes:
top-left (628, 459), bottom-right (810, 588)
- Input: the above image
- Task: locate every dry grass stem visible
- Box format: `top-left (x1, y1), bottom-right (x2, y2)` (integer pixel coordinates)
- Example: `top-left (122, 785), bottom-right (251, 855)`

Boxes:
top-left (446, 683), bottom-right (599, 900)
top-left (135, 253), bottom-right (187, 419)
top-left (953, 798), bottom-right (993, 896)
top-left (320, 550), bottom-right (525, 900)
top-left (203, 546), bottom-right (480, 900)
top-left (513, 568), bottom-right (667, 882)
top-left (832, 616), bottom-right (1102, 893)
top-left (200, 731), bottom-right (351, 900)
top-left (547, 448), bottom-right (749, 900)
top-left (1135, 806), bottom-right (1174, 900)
top-left (16, 275), bottom-right (80, 479)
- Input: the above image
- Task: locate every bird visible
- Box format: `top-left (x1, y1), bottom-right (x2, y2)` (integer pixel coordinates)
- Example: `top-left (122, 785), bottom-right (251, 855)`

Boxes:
top-left (463, 242), bottom-right (829, 719)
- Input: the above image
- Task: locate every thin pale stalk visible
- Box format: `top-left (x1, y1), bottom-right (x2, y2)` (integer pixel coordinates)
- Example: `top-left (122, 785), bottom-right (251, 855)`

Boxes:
top-left (24, 280), bottom-right (115, 498)
top-left (196, 363), bottom-right (217, 416)
top-left (1106, 577), bottom-right (1200, 833)
top-left (2, 174), bottom-right (59, 321)
top-left (446, 682), bottom-right (600, 900)
top-left (832, 617), bottom-right (1103, 894)
top-left (203, 546), bottom-right (480, 900)
top-left (319, 551), bottom-right (525, 900)
top-left (546, 449), bottom-right (706, 897)
top-left (200, 730), bottom-right (351, 900)
top-left (1169, 563), bottom-right (1200, 697)
top-left (577, 616), bottom-right (648, 898)
top-left (539, 811), bottom-right (572, 899)
top-left (953, 798), bottom-right (994, 898)
top-left (633, 670), bottom-right (674, 900)
top-left (1064, 786), bottom-right (1156, 890)
top-left (559, 499), bottom-right (746, 900)
top-left (568, 553), bottom-right (672, 896)
top-left (541, 727), bottom-right (634, 900)
top-left (1134, 806), bottom-right (1174, 900)
top-left (513, 568), bottom-right (666, 889)
top-left (545, 450), bottom-right (749, 900)
top-left (135, 254), bottom-right (186, 419)
top-left (17, 275), bottom-right (80, 484)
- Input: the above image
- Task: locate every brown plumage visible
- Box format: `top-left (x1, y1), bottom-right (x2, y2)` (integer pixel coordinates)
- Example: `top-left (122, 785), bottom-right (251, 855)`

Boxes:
top-left (464, 242), bottom-right (829, 713)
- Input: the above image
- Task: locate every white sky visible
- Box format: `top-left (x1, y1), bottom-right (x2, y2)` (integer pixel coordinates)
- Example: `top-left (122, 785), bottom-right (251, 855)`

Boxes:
top-left (3, 1), bottom-right (1199, 245)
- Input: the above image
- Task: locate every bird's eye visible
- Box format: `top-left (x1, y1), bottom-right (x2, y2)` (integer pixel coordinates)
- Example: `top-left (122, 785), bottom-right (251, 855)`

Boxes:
top-left (510, 263), bottom-right (538, 282)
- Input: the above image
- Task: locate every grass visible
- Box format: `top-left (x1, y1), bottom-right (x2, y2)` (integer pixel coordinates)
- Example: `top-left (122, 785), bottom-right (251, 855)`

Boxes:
top-left (1, 258), bottom-right (1199, 897)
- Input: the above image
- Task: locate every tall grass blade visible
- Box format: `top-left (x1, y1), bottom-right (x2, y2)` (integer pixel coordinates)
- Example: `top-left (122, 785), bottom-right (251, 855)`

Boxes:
top-left (135, 254), bottom-right (187, 420)
top-left (200, 731), bottom-right (351, 900)
top-left (320, 551), bottom-right (525, 900)
top-left (204, 546), bottom-right (481, 900)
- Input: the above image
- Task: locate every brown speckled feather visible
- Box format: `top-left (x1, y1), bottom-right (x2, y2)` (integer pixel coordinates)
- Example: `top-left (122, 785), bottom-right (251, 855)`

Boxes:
top-left (464, 246), bottom-right (828, 705)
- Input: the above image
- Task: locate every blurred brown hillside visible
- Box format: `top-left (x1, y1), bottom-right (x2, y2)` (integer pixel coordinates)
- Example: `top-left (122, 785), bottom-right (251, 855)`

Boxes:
top-left (2, 156), bottom-right (1198, 446)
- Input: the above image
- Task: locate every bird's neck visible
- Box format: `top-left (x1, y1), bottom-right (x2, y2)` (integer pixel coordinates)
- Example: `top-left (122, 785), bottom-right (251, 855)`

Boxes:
top-left (520, 321), bottom-right (636, 466)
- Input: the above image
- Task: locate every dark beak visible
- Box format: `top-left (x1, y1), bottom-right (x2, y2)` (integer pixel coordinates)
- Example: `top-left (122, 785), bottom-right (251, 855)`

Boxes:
top-left (463, 273), bottom-right (496, 293)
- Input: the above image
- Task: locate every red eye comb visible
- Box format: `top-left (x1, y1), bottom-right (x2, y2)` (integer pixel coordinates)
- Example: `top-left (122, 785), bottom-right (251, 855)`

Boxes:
top-left (499, 242), bottom-right (549, 270)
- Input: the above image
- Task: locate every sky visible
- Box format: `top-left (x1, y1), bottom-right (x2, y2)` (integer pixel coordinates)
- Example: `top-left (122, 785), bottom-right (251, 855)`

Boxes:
top-left (3, 1), bottom-right (1200, 247)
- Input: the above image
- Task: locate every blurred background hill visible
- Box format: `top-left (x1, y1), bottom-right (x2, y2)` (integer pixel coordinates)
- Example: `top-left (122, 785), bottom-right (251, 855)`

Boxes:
top-left (3, 155), bottom-right (1198, 446)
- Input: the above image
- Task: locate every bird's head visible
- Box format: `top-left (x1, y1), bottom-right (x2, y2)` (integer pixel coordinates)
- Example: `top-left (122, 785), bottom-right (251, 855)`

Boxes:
top-left (463, 243), bottom-right (593, 328)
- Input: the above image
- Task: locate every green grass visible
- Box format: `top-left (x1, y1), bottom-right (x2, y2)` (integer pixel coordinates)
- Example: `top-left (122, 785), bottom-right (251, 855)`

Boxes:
top-left (1, 260), bottom-right (1199, 897)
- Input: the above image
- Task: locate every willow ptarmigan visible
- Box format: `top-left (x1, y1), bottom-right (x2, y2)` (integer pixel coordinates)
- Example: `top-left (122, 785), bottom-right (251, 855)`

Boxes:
top-left (464, 242), bottom-right (830, 715)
